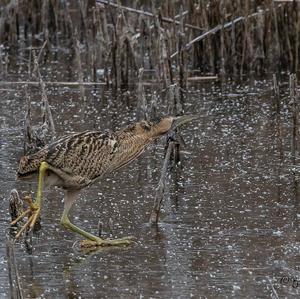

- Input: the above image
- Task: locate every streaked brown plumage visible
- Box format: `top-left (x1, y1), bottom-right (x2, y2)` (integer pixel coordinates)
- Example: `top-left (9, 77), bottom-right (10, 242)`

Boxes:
top-left (14, 115), bottom-right (198, 248)
top-left (18, 117), bottom-right (174, 186)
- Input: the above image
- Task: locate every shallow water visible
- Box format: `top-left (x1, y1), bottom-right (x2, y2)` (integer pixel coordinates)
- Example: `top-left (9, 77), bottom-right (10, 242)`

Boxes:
top-left (0, 56), bottom-right (299, 298)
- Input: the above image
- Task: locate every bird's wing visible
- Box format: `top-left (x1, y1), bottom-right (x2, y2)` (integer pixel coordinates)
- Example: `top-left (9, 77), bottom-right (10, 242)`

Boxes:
top-left (105, 141), bottom-right (148, 173)
top-left (46, 130), bottom-right (118, 180)
top-left (17, 133), bottom-right (79, 177)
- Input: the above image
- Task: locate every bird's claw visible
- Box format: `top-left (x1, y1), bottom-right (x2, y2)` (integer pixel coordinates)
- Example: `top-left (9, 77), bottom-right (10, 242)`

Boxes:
top-left (80, 236), bottom-right (136, 249)
top-left (10, 195), bottom-right (41, 239)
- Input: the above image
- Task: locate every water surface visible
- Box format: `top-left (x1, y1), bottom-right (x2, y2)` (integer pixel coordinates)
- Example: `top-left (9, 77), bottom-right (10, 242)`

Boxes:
top-left (0, 60), bottom-right (299, 298)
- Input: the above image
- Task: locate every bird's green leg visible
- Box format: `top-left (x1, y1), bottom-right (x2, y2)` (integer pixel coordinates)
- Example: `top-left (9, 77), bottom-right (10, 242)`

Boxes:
top-left (61, 191), bottom-right (134, 248)
top-left (12, 161), bottom-right (48, 238)
top-left (35, 161), bottom-right (48, 206)
top-left (61, 214), bottom-right (134, 248)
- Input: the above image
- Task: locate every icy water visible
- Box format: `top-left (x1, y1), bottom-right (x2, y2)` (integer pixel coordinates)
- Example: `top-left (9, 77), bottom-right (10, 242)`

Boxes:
top-left (0, 62), bottom-right (300, 297)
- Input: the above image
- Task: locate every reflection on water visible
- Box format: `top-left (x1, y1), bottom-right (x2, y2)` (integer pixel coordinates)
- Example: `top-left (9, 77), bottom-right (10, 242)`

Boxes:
top-left (0, 66), bottom-right (299, 298)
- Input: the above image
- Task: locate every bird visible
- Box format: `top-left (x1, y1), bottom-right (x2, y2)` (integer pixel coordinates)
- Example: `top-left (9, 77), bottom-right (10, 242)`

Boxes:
top-left (12, 115), bottom-right (198, 248)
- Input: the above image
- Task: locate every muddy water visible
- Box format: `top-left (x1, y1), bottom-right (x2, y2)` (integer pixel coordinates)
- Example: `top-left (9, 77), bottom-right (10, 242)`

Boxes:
top-left (0, 69), bottom-right (299, 298)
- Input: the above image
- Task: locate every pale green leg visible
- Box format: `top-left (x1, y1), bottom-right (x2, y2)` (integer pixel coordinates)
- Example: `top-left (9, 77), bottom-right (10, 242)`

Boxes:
top-left (35, 161), bottom-right (48, 206)
top-left (12, 161), bottom-right (48, 238)
top-left (28, 161), bottom-right (49, 227)
top-left (60, 190), bottom-right (134, 247)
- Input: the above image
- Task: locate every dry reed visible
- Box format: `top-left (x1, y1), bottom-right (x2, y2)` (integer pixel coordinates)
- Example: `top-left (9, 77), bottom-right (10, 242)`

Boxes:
top-left (1, 0), bottom-right (299, 84)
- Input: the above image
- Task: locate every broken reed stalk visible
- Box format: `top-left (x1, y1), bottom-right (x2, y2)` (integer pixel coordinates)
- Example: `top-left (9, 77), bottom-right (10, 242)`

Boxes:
top-left (273, 74), bottom-right (283, 161)
top-left (41, 0), bottom-right (49, 45)
top-left (137, 13), bottom-right (147, 67)
top-left (289, 74), bottom-right (298, 166)
top-left (27, 47), bottom-right (32, 76)
top-left (168, 6), bottom-right (185, 165)
top-left (296, 3), bottom-right (300, 72)
top-left (172, 132), bottom-right (181, 164)
top-left (4, 53), bottom-right (8, 76)
top-left (23, 88), bottom-right (37, 154)
top-left (167, 84), bottom-right (181, 115)
top-left (41, 78), bottom-right (56, 138)
top-left (151, 2), bottom-right (172, 89)
top-left (115, 9), bottom-right (139, 89)
top-left (22, 55), bottom-right (56, 152)
top-left (255, 10), bottom-right (264, 75)
top-left (107, 4), bottom-right (124, 89)
top-left (0, 45), bottom-right (2, 74)
top-left (78, 0), bottom-right (89, 45)
top-left (114, 11), bottom-right (122, 89)
top-left (289, 73), bottom-right (299, 206)
top-left (94, 4), bottom-right (110, 85)
top-left (170, 16), bottom-right (242, 59)
top-left (7, 189), bottom-right (24, 298)
top-left (219, 1), bottom-right (226, 81)
top-left (150, 141), bottom-right (174, 225)
top-left (0, 81), bottom-right (106, 86)
top-left (187, 76), bottom-right (218, 81)
top-left (75, 31), bottom-right (85, 98)
top-left (273, 74), bottom-right (283, 204)
top-left (167, 84), bottom-right (182, 163)
top-left (166, 78), bottom-right (185, 163)
top-left (137, 68), bottom-right (147, 119)
top-left (271, 0), bottom-right (280, 73)
top-left (230, 18), bottom-right (237, 77)
top-left (266, 277), bottom-right (279, 299)
top-left (6, 237), bottom-right (24, 299)
top-left (96, 0), bottom-right (203, 32)
top-left (97, 220), bottom-right (103, 238)
top-left (150, 91), bottom-right (158, 118)
top-left (9, 189), bottom-right (23, 223)
top-left (34, 56), bottom-right (56, 137)
top-left (170, 5), bottom-right (280, 59)
top-left (178, 6), bottom-right (187, 99)
top-left (62, 0), bottom-right (74, 38)
top-left (32, 40), bottom-right (48, 75)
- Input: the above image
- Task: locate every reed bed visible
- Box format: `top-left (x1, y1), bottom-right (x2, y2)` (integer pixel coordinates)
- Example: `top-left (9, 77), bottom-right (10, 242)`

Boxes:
top-left (1, 0), bottom-right (300, 89)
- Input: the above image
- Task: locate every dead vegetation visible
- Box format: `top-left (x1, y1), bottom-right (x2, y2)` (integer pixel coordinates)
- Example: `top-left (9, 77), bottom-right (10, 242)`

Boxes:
top-left (1, 0), bottom-right (300, 87)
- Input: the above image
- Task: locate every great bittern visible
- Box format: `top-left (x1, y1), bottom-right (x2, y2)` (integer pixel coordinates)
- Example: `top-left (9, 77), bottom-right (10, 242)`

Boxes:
top-left (13, 115), bottom-right (198, 248)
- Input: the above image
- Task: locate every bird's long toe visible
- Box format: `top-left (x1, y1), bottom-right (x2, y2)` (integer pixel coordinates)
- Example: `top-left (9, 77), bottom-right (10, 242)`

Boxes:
top-left (11, 195), bottom-right (41, 239)
top-left (80, 236), bottom-right (135, 249)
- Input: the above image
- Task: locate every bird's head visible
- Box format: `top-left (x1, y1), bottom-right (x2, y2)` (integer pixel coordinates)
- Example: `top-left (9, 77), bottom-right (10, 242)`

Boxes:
top-left (126, 115), bottom-right (199, 138)
top-left (149, 115), bottom-right (199, 136)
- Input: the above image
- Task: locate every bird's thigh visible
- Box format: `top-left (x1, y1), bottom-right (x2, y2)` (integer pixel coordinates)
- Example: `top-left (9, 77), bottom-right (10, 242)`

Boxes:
top-left (44, 172), bottom-right (64, 188)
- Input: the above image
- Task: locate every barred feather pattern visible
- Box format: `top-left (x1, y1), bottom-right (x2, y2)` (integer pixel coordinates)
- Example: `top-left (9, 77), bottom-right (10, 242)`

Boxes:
top-left (17, 118), bottom-right (173, 189)
top-left (18, 148), bottom-right (48, 176)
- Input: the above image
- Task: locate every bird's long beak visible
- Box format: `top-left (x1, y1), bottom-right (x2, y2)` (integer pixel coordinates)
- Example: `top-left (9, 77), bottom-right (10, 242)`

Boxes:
top-left (170, 115), bottom-right (200, 130)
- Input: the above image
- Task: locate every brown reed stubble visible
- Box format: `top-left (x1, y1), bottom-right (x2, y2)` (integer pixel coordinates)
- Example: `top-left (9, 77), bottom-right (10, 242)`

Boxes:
top-left (289, 73), bottom-right (300, 209)
top-left (1, 0), bottom-right (300, 82)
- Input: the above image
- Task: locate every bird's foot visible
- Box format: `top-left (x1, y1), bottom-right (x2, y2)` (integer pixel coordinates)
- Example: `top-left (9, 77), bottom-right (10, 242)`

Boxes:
top-left (80, 236), bottom-right (135, 249)
top-left (10, 195), bottom-right (41, 239)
